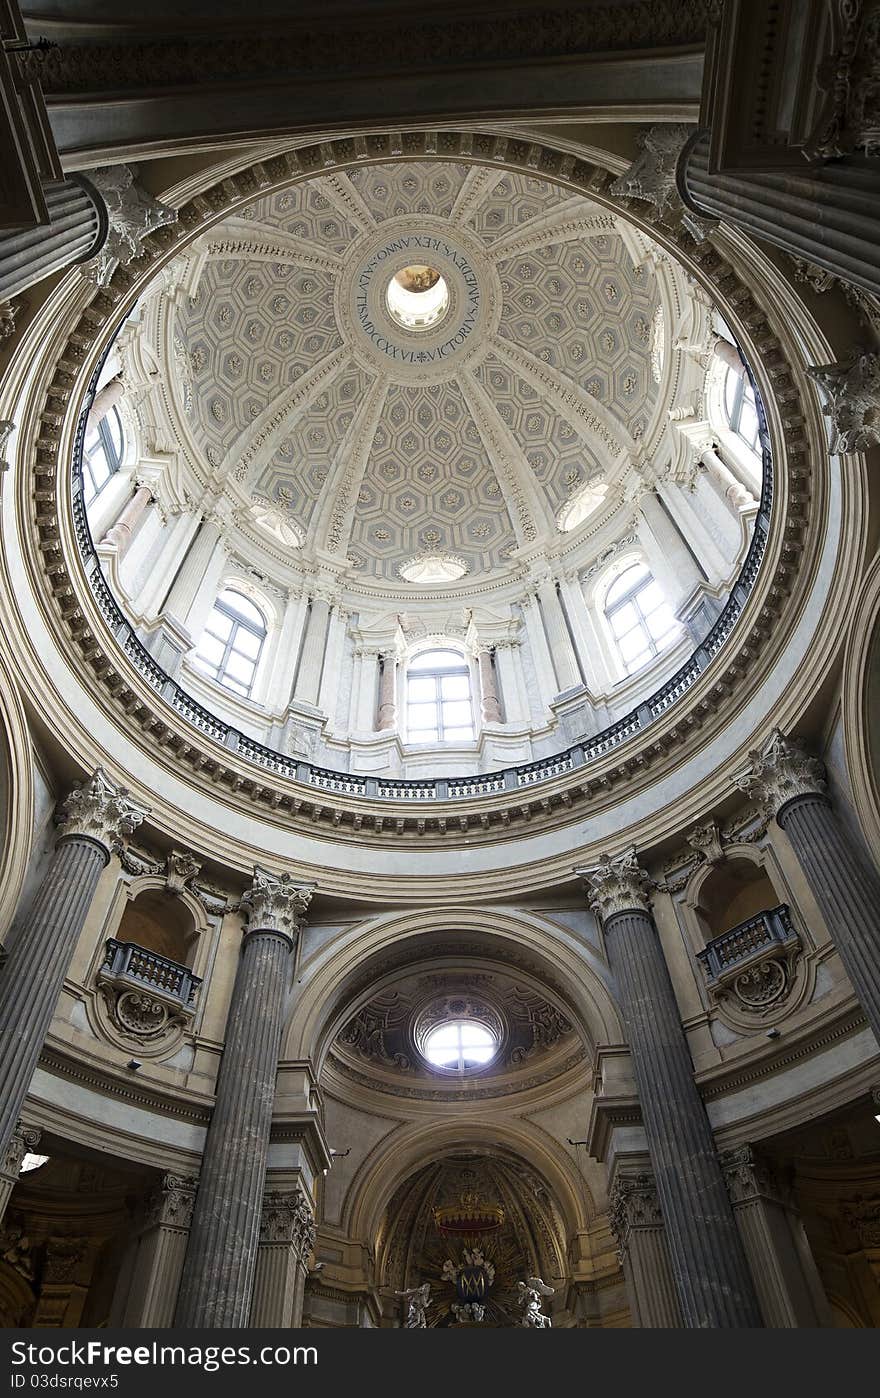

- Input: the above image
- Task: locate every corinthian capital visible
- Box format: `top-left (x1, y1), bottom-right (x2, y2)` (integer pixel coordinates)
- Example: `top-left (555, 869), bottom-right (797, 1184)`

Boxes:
top-left (57, 768), bottom-right (149, 849)
top-left (609, 124), bottom-right (712, 240)
top-left (80, 164), bottom-right (177, 288)
top-left (2, 1124), bottom-right (42, 1180)
top-left (240, 867), bottom-right (315, 939)
top-left (576, 848), bottom-right (652, 922)
top-left (734, 729), bottom-right (826, 817)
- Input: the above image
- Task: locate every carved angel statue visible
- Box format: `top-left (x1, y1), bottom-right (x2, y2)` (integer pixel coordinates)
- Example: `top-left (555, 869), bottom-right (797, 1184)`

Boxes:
top-left (395, 1281), bottom-right (431, 1328)
top-left (517, 1276), bottom-right (555, 1328)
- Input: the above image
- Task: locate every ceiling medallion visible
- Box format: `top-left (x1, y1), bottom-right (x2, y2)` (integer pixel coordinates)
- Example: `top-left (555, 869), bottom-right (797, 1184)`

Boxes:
top-left (398, 551), bottom-right (469, 584)
top-left (337, 216), bottom-right (499, 384)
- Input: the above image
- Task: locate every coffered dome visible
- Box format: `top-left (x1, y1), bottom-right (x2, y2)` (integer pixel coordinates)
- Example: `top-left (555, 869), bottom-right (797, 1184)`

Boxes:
top-left (130, 160), bottom-right (678, 591)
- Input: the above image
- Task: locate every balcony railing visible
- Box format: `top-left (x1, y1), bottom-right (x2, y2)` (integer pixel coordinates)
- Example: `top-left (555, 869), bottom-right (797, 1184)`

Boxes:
top-left (697, 905), bottom-right (799, 985)
top-left (99, 939), bottom-right (202, 1013)
top-left (71, 351), bottom-right (773, 809)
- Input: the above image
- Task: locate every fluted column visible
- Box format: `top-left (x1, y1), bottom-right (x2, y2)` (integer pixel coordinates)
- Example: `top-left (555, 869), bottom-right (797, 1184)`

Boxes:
top-left (578, 851), bottom-right (763, 1327)
top-left (161, 517), bottom-right (225, 626)
top-left (520, 593), bottom-right (557, 711)
top-left (174, 870), bottom-right (315, 1329)
top-left (608, 1171), bottom-right (682, 1327)
top-left (736, 729), bottom-right (880, 1042)
top-left (121, 1175), bottom-right (198, 1327)
top-left (0, 770), bottom-right (148, 1165)
top-left (251, 1187), bottom-right (316, 1326)
top-left (721, 1146), bottom-right (830, 1328)
top-left (353, 648), bottom-right (380, 732)
top-left (492, 640), bottom-right (528, 724)
top-left (0, 176), bottom-right (108, 303)
top-left (476, 647), bottom-right (502, 724)
top-left (376, 650), bottom-right (398, 731)
top-left (101, 482), bottom-right (153, 557)
top-left (0, 1123), bottom-right (42, 1227)
top-left (294, 596), bottom-right (331, 707)
top-left (536, 575), bottom-right (582, 692)
top-left (676, 128), bottom-right (880, 297)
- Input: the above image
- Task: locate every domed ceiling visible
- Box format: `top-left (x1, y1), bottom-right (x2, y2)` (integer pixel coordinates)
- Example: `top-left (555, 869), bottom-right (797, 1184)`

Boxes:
top-left (163, 160), bottom-right (667, 586)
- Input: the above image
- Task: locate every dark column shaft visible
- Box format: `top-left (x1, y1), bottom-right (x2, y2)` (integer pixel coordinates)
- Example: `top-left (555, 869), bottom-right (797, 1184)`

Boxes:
top-left (604, 909), bottom-right (763, 1327)
top-left (174, 928), bottom-right (292, 1328)
top-left (0, 835), bottom-right (108, 1158)
top-left (677, 130), bottom-right (880, 296)
top-left (778, 795), bottom-right (880, 1041)
top-left (0, 177), bottom-right (108, 302)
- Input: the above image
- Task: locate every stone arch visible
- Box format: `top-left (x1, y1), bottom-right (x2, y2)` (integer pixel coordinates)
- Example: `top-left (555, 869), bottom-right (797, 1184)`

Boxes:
top-left (285, 904), bottom-right (622, 1069)
top-left (344, 1116), bottom-right (590, 1252)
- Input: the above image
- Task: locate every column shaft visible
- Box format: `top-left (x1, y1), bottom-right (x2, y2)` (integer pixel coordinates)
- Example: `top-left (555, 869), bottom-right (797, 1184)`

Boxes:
top-left (376, 652), bottom-right (398, 731)
top-left (122, 1176), bottom-right (198, 1327)
top-left (101, 484), bottom-right (152, 557)
top-left (174, 928), bottom-right (292, 1328)
top-left (0, 176), bottom-right (107, 303)
top-left (603, 908), bottom-right (763, 1326)
top-left (86, 377), bottom-right (124, 435)
top-left (678, 129), bottom-right (880, 296)
top-left (162, 518), bottom-right (224, 628)
top-left (610, 1172), bottom-right (682, 1327)
top-left (777, 794), bottom-right (880, 1041)
top-left (294, 598), bottom-right (330, 707)
top-left (477, 649), bottom-right (502, 724)
top-left (0, 837), bottom-right (108, 1161)
top-left (537, 580), bottom-right (581, 691)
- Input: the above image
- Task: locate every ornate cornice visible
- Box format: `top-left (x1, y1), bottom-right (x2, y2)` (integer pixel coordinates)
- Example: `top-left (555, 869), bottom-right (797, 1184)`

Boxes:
top-left (22, 6), bottom-right (708, 97)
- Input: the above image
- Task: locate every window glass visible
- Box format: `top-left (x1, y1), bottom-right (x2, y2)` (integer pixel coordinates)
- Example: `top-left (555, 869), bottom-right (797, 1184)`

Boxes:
top-left (195, 588), bottom-right (267, 698)
top-left (604, 563), bottom-right (680, 676)
top-left (724, 366), bottom-right (761, 454)
top-left (423, 1021), bottom-right (497, 1072)
top-left (405, 649), bottom-right (475, 744)
top-left (82, 406), bottom-right (125, 504)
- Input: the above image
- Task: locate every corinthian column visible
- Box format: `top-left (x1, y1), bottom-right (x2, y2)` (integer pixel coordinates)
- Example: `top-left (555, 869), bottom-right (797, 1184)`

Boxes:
top-left (251, 1187), bottom-right (316, 1326)
top-left (174, 869), bottom-right (315, 1329)
top-left (0, 1123), bottom-right (42, 1227)
top-left (608, 1171), bottom-right (682, 1327)
top-left (0, 770), bottom-right (148, 1167)
top-left (577, 851), bottom-right (762, 1328)
top-left (736, 729), bottom-right (880, 1041)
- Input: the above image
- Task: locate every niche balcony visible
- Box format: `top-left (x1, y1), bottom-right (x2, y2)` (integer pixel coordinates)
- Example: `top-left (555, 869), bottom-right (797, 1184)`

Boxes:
top-left (98, 938), bottom-right (202, 1018)
top-left (697, 905), bottom-right (801, 1013)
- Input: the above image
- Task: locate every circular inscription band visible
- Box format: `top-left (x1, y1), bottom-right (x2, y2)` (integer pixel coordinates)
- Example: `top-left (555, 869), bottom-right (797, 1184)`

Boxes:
top-left (338, 219), bottom-right (499, 384)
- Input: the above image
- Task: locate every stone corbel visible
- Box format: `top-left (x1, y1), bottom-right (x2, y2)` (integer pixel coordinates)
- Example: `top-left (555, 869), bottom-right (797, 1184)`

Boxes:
top-left (165, 849), bottom-right (202, 894)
